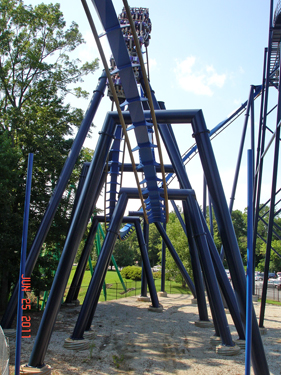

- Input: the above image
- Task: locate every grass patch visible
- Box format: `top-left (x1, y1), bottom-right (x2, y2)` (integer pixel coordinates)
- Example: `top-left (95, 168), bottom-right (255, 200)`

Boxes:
top-left (65, 270), bottom-right (191, 304)
top-left (258, 298), bottom-right (281, 306)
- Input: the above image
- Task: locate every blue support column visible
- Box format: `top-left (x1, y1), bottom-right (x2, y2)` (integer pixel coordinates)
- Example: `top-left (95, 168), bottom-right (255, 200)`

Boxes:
top-left (15, 154), bottom-right (33, 375)
top-left (65, 217), bottom-right (99, 303)
top-left (259, 44), bottom-right (281, 328)
top-left (135, 220), bottom-right (160, 308)
top-left (148, 98), bottom-right (207, 320)
top-left (71, 193), bottom-right (129, 339)
top-left (155, 222), bottom-right (196, 297)
top-left (192, 109), bottom-right (269, 375)
top-left (245, 150), bottom-right (254, 375)
top-left (1, 72), bottom-right (107, 328)
top-left (160, 223), bottom-right (166, 293)
top-left (187, 196), bottom-right (234, 346)
top-left (140, 220), bottom-right (149, 297)
top-left (28, 112), bottom-right (116, 367)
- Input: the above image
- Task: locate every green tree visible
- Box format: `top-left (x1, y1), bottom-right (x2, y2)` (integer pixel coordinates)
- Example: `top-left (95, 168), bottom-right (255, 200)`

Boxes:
top-left (160, 210), bottom-right (192, 286)
top-left (0, 0), bottom-right (98, 311)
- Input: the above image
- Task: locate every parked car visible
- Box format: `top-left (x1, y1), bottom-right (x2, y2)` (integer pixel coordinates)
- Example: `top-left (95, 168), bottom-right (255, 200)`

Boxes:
top-left (268, 272), bottom-right (276, 279)
top-left (268, 278), bottom-right (281, 288)
top-left (255, 271), bottom-right (263, 281)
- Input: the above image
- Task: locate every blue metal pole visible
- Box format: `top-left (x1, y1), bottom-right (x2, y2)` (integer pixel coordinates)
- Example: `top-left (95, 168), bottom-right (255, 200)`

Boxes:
top-left (192, 109), bottom-right (269, 374)
top-left (65, 217), bottom-right (99, 303)
top-left (1, 72), bottom-right (106, 328)
top-left (135, 220), bottom-right (160, 307)
top-left (71, 193), bottom-right (129, 339)
top-left (15, 153), bottom-right (33, 375)
top-left (28, 113), bottom-right (116, 367)
top-left (155, 222), bottom-right (196, 297)
top-left (160, 222), bottom-right (166, 292)
top-left (245, 150), bottom-right (253, 375)
top-left (140, 220), bottom-right (149, 297)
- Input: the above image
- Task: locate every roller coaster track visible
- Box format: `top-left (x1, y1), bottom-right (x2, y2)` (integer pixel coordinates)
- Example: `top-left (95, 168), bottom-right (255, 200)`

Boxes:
top-left (119, 86), bottom-right (262, 239)
top-left (91, 0), bottom-right (167, 224)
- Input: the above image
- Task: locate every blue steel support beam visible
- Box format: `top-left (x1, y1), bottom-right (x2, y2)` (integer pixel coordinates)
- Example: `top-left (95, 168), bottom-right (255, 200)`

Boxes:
top-left (1, 72), bottom-right (107, 328)
top-left (186, 196), bottom-right (234, 346)
top-left (155, 221), bottom-right (196, 297)
top-left (253, 0), bottom-right (275, 300)
top-left (191, 110), bottom-right (269, 374)
top-left (140, 220), bottom-right (149, 297)
top-left (134, 220), bottom-right (160, 308)
top-left (259, 50), bottom-right (281, 328)
top-left (220, 85), bottom-right (255, 260)
top-left (201, 216), bottom-right (245, 340)
top-left (71, 193), bottom-right (129, 339)
top-left (65, 217), bottom-right (99, 303)
top-left (91, 0), bottom-right (165, 223)
top-left (83, 216), bottom-right (152, 332)
top-left (160, 222), bottom-right (166, 292)
top-left (28, 110), bottom-right (117, 367)
top-left (149, 99), bottom-right (207, 319)
top-left (246, 150), bottom-right (254, 375)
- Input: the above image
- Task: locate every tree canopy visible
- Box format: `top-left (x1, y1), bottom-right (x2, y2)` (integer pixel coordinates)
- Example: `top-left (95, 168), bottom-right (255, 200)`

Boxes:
top-left (0, 0), bottom-right (99, 311)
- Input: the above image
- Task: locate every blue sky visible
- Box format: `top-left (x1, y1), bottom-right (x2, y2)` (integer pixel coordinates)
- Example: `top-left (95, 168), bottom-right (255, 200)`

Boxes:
top-left (27, 0), bottom-right (280, 213)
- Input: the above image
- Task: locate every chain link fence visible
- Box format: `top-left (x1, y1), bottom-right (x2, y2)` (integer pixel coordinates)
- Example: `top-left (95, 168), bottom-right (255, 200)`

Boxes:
top-left (64, 280), bottom-right (190, 304)
top-left (0, 326), bottom-right (9, 375)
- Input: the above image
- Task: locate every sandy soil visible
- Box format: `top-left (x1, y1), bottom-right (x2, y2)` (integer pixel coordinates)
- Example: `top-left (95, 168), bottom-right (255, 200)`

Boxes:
top-left (7, 294), bottom-right (281, 374)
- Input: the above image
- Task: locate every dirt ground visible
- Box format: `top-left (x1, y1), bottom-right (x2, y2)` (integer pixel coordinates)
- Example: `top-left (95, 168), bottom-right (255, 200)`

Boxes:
top-left (7, 294), bottom-right (281, 374)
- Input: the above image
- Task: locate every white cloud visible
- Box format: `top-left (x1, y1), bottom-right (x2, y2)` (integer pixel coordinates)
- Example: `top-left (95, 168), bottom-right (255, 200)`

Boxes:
top-left (174, 56), bottom-right (226, 96)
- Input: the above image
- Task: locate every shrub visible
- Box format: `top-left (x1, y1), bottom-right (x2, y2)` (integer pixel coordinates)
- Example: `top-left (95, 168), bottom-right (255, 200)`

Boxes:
top-left (121, 266), bottom-right (142, 281)
top-left (153, 271), bottom-right (161, 279)
top-left (86, 260), bottom-right (96, 271)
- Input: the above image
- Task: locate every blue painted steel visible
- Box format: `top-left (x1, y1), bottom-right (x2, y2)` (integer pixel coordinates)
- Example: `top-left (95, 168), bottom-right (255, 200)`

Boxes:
top-left (71, 193), bottom-right (129, 339)
top-left (253, 0), bottom-right (275, 307)
top-left (135, 220), bottom-right (160, 307)
top-left (220, 85), bottom-right (255, 260)
top-left (140, 219), bottom-right (149, 297)
top-left (65, 217), bottom-right (99, 303)
top-left (245, 150), bottom-right (253, 375)
top-left (192, 110), bottom-right (269, 374)
top-left (186, 196), bottom-right (234, 346)
top-left (259, 43), bottom-right (281, 328)
top-left (106, 125), bottom-right (122, 218)
top-left (15, 153), bottom-right (33, 375)
top-left (155, 222), bottom-right (196, 296)
top-left (1, 72), bottom-right (107, 329)
top-left (91, 0), bottom-right (165, 223)
top-left (160, 222), bottom-right (166, 292)
top-left (28, 111), bottom-right (117, 367)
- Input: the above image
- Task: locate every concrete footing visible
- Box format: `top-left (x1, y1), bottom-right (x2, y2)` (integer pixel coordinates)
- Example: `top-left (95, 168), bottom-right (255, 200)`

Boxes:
top-left (209, 335), bottom-right (221, 346)
top-left (190, 298), bottom-right (197, 304)
top-left (216, 344), bottom-right (240, 356)
top-left (84, 329), bottom-right (95, 339)
top-left (234, 339), bottom-right (246, 349)
top-left (20, 364), bottom-right (52, 374)
top-left (148, 304), bottom-right (163, 313)
top-left (194, 320), bottom-right (213, 328)
top-left (252, 295), bottom-right (259, 302)
top-left (63, 337), bottom-right (90, 350)
top-left (158, 291), bottom-right (167, 297)
top-left (137, 296), bottom-right (151, 302)
top-left (259, 327), bottom-right (267, 335)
